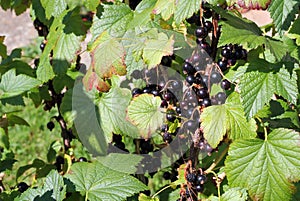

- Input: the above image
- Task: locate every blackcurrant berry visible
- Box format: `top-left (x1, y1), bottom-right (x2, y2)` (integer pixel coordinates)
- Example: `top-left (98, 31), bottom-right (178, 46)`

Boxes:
top-left (160, 100), bottom-right (168, 108)
top-left (186, 75), bottom-right (195, 85)
top-left (221, 79), bottom-right (231, 90)
top-left (112, 133), bottom-right (122, 143)
top-left (132, 88), bottom-right (142, 97)
top-left (201, 98), bottom-right (211, 107)
top-left (195, 184), bottom-right (204, 192)
top-left (47, 121), bottom-right (55, 131)
top-left (151, 89), bottom-right (160, 96)
top-left (197, 87), bottom-right (209, 99)
top-left (185, 120), bottom-right (198, 133)
top-left (203, 9), bottom-right (212, 19)
top-left (78, 157), bottom-right (87, 162)
top-left (241, 49), bottom-right (248, 60)
top-left (210, 71), bottom-right (222, 83)
top-left (196, 174), bottom-right (207, 184)
top-left (163, 92), bottom-right (173, 101)
top-left (171, 80), bottom-right (182, 90)
top-left (40, 42), bottom-right (46, 51)
top-left (166, 110), bottom-right (177, 122)
top-left (198, 40), bottom-right (212, 54)
top-left (161, 124), bottom-right (168, 132)
top-left (56, 155), bottom-right (65, 165)
top-left (195, 27), bottom-right (208, 39)
top-left (163, 172), bottom-right (171, 180)
top-left (216, 92), bottom-right (226, 104)
top-left (221, 48), bottom-right (231, 59)
top-left (186, 173), bottom-right (197, 183)
top-left (217, 59), bottom-right (228, 72)
top-left (163, 132), bottom-right (173, 143)
top-left (228, 59), bottom-right (236, 66)
top-left (195, 74), bottom-right (203, 85)
top-left (204, 21), bottom-right (213, 31)
top-left (183, 62), bottom-right (196, 75)
top-left (142, 87), bottom-right (151, 94)
top-left (176, 107), bottom-right (181, 114)
top-left (161, 56), bottom-right (172, 67)
top-left (17, 182), bottom-right (29, 193)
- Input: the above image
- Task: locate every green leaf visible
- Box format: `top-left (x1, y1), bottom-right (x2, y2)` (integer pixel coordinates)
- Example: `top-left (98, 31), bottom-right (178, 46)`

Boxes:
top-left (127, 94), bottom-right (164, 138)
top-left (288, 16), bottom-right (300, 46)
top-left (240, 60), bottom-right (298, 118)
top-left (143, 33), bottom-right (174, 68)
top-left (268, 0), bottom-right (299, 34)
top-left (221, 187), bottom-right (248, 201)
top-left (16, 170), bottom-right (66, 201)
top-left (201, 92), bottom-right (256, 148)
top-left (41, 0), bottom-right (67, 19)
top-left (64, 161), bottom-right (148, 200)
top-left (0, 69), bottom-right (41, 99)
top-left (91, 4), bottom-right (133, 40)
top-left (7, 114), bottom-right (29, 126)
top-left (174, 0), bottom-right (201, 24)
top-left (37, 8), bottom-right (86, 81)
top-left (90, 31), bottom-right (126, 78)
top-left (225, 128), bottom-right (300, 201)
top-left (153, 0), bottom-right (175, 21)
top-left (0, 127), bottom-right (9, 149)
top-left (98, 76), bottom-right (139, 140)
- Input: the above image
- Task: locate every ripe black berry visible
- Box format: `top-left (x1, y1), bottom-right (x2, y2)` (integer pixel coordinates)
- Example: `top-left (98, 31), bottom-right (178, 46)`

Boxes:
top-left (186, 173), bottom-right (197, 183)
top-left (204, 21), bottom-right (213, 31)
top-left (40, 42), bottom-right (46, 51)
top-left (216, 92), bottom-right (226, 104)
top-left (161, 56), bottom-right (172, 67)
top-left (112, 133), bottom-right (122, 143)
top-left (195, 27), bottom-right (208, 39)
top-left (151, 89), bottom-right (160, 96)
top-left (201, 98), bottom-right (211, 107)
top-left (196, 174), bottom-right (207, 185)
top-left (197, 87), bottom-right (209, 99)
top-left (221, 79), bottom-right (231, 90)
top-left (183, 62), bottom-right (196, 75)
top-left (171, 80), bottom-right (182, 90)
top-left (163, 92), bottom-right (173, 101)
top-left (160, 100), bottom-right (168, 108)
top-left (47, 121), bottom-right (55, 131)
top-left (210, 71), bottom-right (222, 83)
top-left (161, 124), bottom-right (168, 132)
top-left (163, 132), bottom-right (173, 143)
top-left (221, 47), bottom-right (231, 58)
top-left (228, 59), bottom-right (236, 66)
top-left (217, 59), bottom-right (228, 72)
top-left (132, 88), bottom-right (142, 97)
top-left (195, 184), bottom-right (204, 192)
top-left (203, 9), bottom-right (212, 19)
top-left (17, 182), bottom-right (29, 193)
top-left (78, 157), bottom-right (87, 162)
top-left (166, 109), bottom-right (177, 122)
top-left (186, 75), bottom-right (195, 85)
top-left (198, 40), bottom-right (212, 54)
top-left (163, 172), bottom-right (171, 180)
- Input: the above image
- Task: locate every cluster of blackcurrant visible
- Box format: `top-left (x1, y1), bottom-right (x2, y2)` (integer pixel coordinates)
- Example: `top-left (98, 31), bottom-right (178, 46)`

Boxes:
top-left (33, 19), bottom-right (48, 52)
top-left (189, 5), bottom-right (214, 56)
top-left (217, 44), bottom-right (247, 71)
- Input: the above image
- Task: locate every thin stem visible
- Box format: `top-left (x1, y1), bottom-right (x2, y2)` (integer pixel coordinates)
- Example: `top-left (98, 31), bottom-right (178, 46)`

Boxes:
top-left (204, 144), bottom-right (229, 174)
top-left (256, 117), bottom-right (268, 141)
top-left (151, 185), bottom-right (171, 198)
